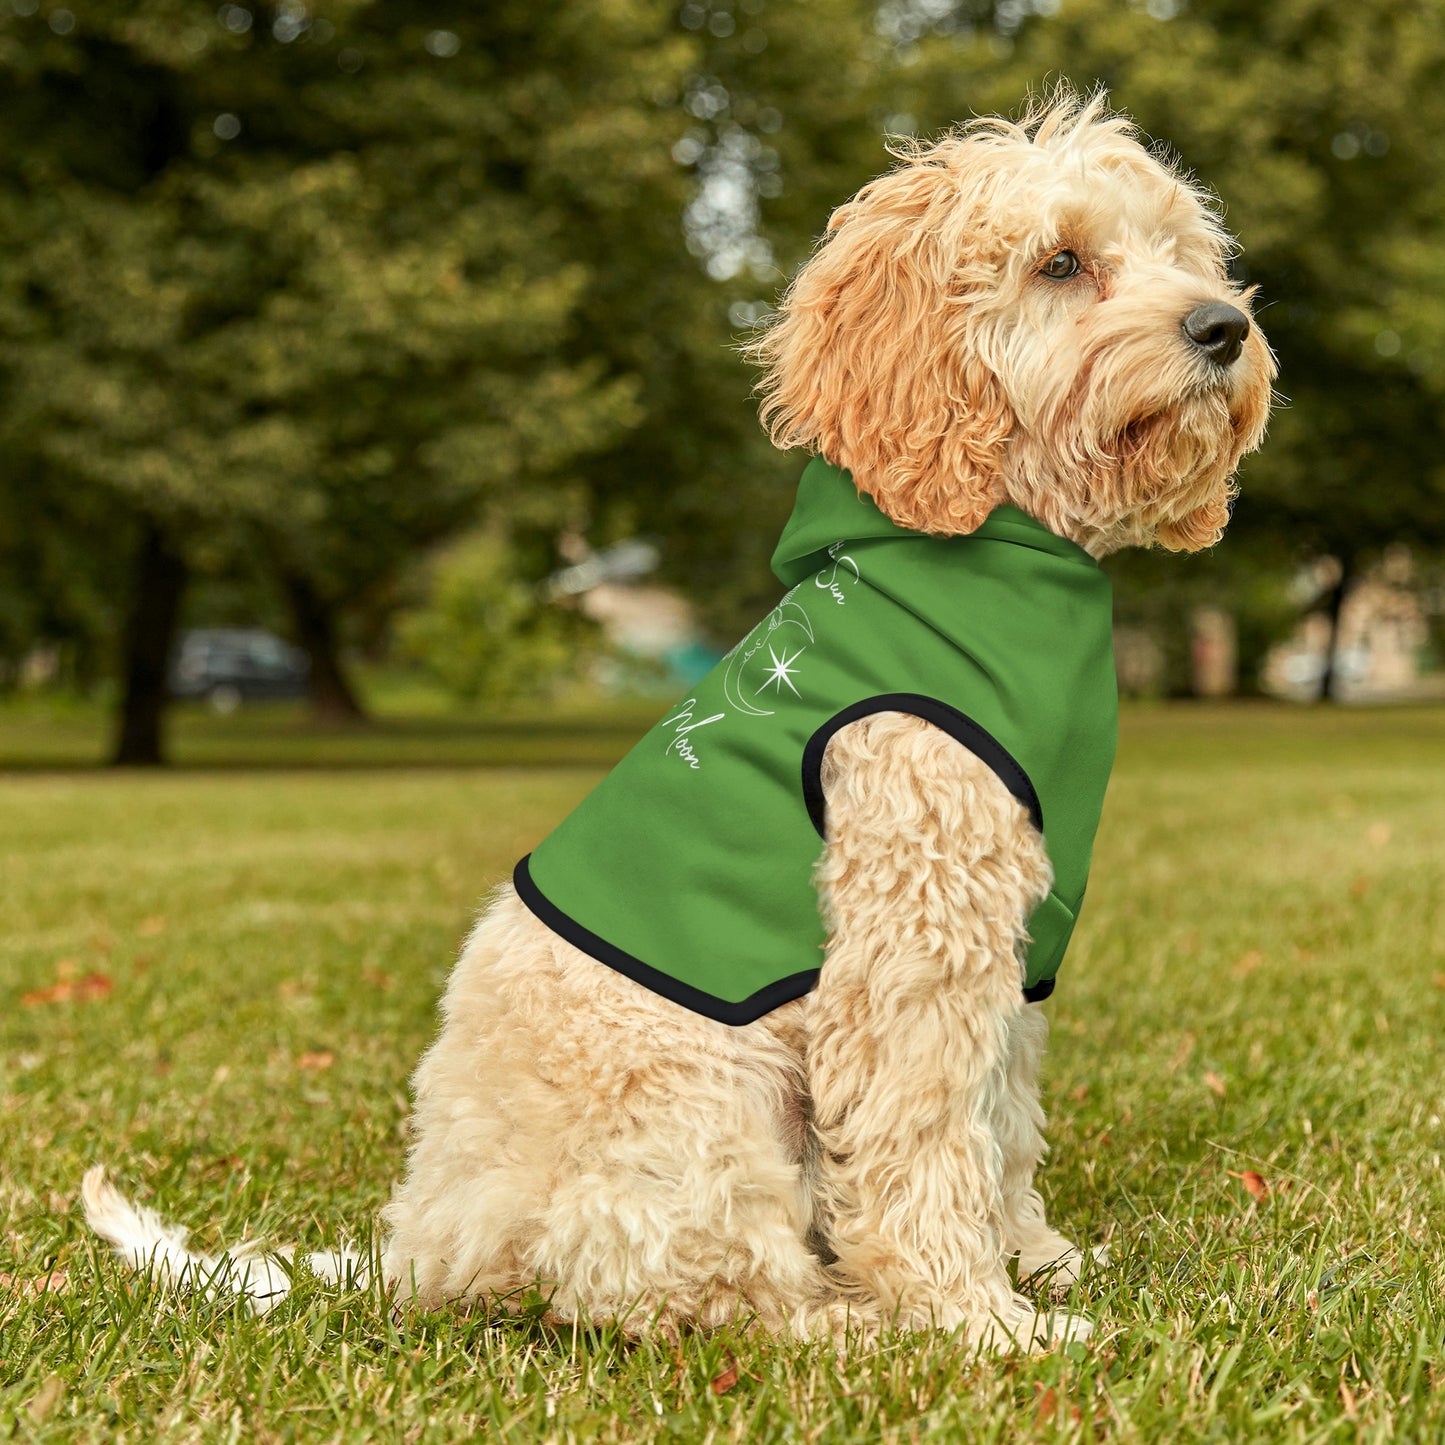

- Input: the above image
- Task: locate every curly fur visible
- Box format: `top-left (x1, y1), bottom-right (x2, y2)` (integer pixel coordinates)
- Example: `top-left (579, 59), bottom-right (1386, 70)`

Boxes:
top-left (377, 714), bottom-right (1087, 1349)
top-left (85, 87), bottom-right (1272, 1353)
top-left (748, 90), bottom-right (1273, 553)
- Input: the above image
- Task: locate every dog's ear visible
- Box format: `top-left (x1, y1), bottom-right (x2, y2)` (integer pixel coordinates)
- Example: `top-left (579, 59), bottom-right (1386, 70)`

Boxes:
top-left (749, 150), bottom-right (1012, 535)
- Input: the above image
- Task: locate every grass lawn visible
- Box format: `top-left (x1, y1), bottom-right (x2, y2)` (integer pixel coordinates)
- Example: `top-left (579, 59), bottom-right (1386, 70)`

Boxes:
top-left (2, 701), bottom-right (1443, 1442)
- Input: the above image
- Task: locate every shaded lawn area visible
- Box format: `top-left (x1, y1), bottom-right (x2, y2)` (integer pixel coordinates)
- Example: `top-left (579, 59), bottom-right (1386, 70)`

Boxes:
top-left (0, 690), bottom-right (669, 771)
top-left (1, 703), bottom-right (1443, 1441)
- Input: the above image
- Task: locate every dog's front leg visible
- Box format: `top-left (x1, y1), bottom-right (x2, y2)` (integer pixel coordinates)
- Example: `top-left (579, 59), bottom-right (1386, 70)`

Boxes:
top-left (994, 1006), bottom-right (1098, 1289)
top-left (805, 712), bottom-right (1089, 1350)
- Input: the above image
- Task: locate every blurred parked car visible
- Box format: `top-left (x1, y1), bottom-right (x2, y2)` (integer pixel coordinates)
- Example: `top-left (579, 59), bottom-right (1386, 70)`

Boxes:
top-left (169, 629), bottom-right (310, 712)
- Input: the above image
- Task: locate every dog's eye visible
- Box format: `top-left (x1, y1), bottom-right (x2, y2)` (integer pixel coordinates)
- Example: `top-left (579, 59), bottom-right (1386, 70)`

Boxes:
top-left (1040, 250), bottom-right (1081, 280)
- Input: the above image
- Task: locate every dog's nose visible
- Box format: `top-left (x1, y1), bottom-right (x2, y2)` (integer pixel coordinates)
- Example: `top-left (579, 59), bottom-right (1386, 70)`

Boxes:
top-left (1182, 302), bottom-right (1250, 367)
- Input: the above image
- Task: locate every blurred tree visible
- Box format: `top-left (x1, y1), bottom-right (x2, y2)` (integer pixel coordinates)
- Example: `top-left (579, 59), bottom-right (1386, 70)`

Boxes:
top-left (396, 527), bottom-right (596, 705)
top-left (0, 0), bottom-right (690, 758)
top-left (0, 455), bottom-right (130, 693)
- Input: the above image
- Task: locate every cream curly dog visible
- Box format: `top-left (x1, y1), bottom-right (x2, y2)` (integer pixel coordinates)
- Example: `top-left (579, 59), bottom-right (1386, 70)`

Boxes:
top-left (85, 91), bottom-right (1273, 1351)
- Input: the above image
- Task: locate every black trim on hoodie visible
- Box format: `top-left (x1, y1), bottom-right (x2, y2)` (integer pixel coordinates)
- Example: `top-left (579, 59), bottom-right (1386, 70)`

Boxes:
top-left (513, 854), bottom-right (821, 1027)
top-left (800, 693), bottom-right (1045, 838)
top-left (513, 698), bottom-right (1053, 1023)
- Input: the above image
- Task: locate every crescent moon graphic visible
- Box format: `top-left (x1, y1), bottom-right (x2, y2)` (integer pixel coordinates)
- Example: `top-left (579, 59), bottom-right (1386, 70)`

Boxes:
top-left (775, 594), bottom-right (816, 642)
top-left (723, 640), bottom-right (774, 717)
top-left (721, 593), bottom-right (816, 717)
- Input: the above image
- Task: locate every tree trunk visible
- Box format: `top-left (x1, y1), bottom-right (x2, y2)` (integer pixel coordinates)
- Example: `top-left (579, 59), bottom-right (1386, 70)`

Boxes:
top-left (111, 521), bottom-right (187, 766)
top-left (283, 572), bottom-right (366, 724)
top-left (1317, 554), bottom-right (1355, 703)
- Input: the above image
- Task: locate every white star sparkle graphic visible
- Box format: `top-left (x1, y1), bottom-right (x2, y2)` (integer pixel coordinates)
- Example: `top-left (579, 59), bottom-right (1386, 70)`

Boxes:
top-left (757, 644), bottom-right (804, 697)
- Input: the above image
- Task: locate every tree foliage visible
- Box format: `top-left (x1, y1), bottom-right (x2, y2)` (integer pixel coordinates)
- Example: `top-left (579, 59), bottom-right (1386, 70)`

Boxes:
top-left (2, 0), bottom-right (1444, 731)
top-left (0, 1), bottom-right (700, 750)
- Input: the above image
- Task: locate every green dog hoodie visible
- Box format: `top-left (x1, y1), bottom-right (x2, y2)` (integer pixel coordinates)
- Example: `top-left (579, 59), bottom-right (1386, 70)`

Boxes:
top-left (516, 457), bottom-right (1118, 1025)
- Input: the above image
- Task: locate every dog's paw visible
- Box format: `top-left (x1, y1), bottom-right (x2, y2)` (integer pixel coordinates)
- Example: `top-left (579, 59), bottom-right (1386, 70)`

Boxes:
top-left (970, 1297), bottom-right (1093, 1353)
top-left (1018, 1239), bottom-right (1110, 1294)
top-left (1034, 1309), bottom-right (1093, 1347)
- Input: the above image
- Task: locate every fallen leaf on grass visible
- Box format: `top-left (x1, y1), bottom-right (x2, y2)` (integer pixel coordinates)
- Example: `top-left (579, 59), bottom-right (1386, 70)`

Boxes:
top-left (27, 1374), bottom-right (64, 1423)
top-left (1228, 1169), bottom-right (1269, 1201)
top-left (1034, 1386), bottom-right (1058, 1425)
top-left (1348, 876), bottom-right (1372, 899)
top-left (361, 969), bottom-right (394, 992)
top-left (137, 915), bottom-right (167, 937)
top-left (0, 1268), bottom-right (69, 1298)
top-left (1033, 1385), bottom-right (1083, 1427)
top-left (1070, 1084), bottom-right (1089, 1103)
top-left (21, 982), bottom-right (67, 1007)
top-left (710, 1358), bottom-right (739, 1395)
top-left (295, 1051), bottom-right (334, 1072)
top-left (1433, 973), bottom-right (1445, 990)
top-left (1232, 950), bottom-right (1263, 977)
top-left (1203, 1071), bottom-right (1227, 1098)
top-left (21, 973), bottom-right (113, 1007)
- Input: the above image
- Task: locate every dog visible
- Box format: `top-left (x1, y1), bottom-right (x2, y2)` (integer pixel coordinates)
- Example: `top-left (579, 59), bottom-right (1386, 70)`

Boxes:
top-left (85, 89), bottom-right (1274, 1351)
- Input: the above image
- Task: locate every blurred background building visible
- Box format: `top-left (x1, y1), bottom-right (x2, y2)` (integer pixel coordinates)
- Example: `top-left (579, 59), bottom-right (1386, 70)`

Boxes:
top-left (1, 0), bottom-right (1443, 762)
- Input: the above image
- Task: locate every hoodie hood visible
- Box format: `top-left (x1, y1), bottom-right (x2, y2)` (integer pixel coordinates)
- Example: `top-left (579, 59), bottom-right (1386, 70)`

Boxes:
top-left (771, 456), bottom-right (1098, 587)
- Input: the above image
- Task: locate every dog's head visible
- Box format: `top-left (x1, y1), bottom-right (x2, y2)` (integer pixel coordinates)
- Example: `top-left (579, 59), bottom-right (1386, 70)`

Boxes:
top-left (751, 89), bottom-right (1275, 554)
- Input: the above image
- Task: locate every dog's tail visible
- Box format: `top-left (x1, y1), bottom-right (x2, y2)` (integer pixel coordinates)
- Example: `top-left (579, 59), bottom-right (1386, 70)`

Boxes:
top-left (81, 1165), bottom-right (368, 1315)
